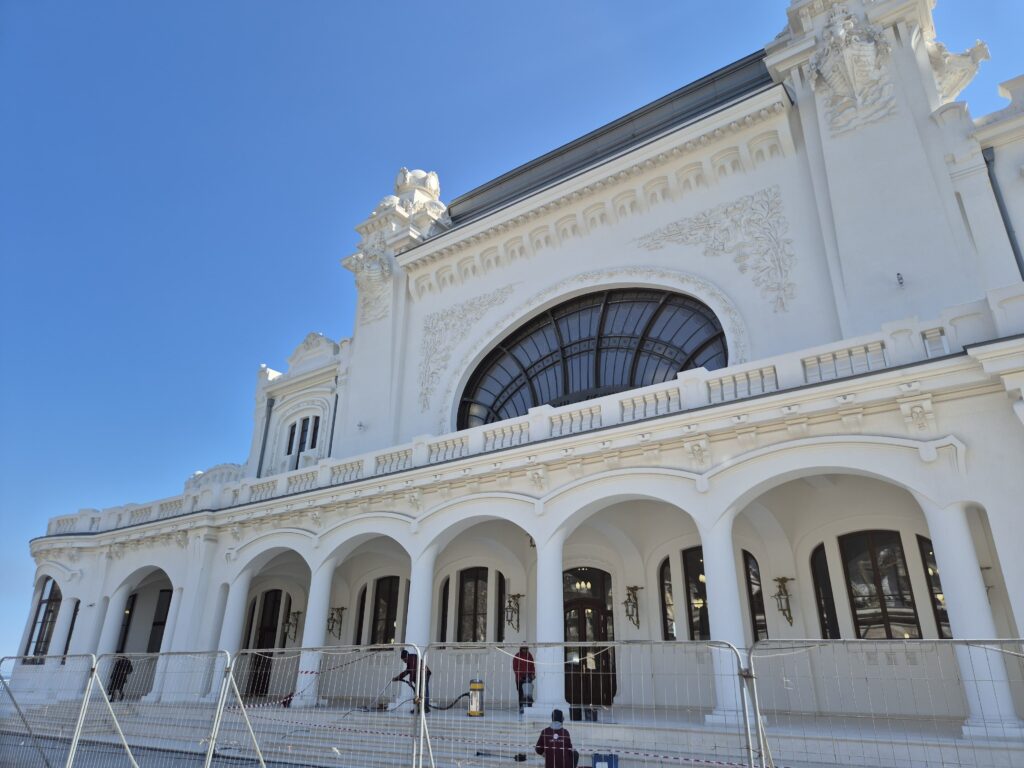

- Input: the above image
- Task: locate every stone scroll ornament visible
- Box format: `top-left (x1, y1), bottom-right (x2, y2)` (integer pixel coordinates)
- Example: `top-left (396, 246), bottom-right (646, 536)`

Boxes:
top-left (634, 185), bottom-right (796, 312)
top-left (809, 4), bottom-right (896, 135)
top-left (349, 231), bottom-right (393, 325)
top-left (419, 285), bottom-right (517, 411)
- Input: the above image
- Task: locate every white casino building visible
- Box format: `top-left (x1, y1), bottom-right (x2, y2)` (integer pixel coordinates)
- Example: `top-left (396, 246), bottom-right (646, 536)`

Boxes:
top-left (15, 0), bottom-right (1024, 750)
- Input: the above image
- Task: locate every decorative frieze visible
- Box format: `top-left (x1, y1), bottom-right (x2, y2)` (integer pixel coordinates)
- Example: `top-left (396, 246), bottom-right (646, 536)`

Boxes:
top-left (635, 186), bottom-right (796, 312)
top-left (402, 96), bottom-right (790, 299)
top-left (418, 285), bottom-right (516, 411)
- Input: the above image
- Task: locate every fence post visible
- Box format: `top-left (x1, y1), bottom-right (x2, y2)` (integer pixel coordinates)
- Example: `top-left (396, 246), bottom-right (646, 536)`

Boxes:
top-left (63, 654), bottom-right (97, 768)
top-left (202, 651), bottom-right (233, 768)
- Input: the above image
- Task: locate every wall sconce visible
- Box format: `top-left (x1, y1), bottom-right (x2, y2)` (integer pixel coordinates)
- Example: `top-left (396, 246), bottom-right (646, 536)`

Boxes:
top-left (623, 586), bottom-right (643, 629)
top-left (772, 577), bottom-right (794, 626)
top-left (505, 593), bottom-right (524, 632)
top-left (326, 607), bottom-right (346, 639)
top-left (283, 610), bottom-right (304, 642)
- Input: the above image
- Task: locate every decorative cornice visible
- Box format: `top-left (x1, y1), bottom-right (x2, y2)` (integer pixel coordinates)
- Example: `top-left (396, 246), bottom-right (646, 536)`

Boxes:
top-left (396, 88), bottom-right (791, 288)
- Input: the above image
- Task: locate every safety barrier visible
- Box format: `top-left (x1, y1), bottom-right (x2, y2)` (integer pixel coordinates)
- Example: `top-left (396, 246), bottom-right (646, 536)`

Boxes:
top-left (748, 639), bottom-right (1024, 768)
top-left (2, 640), bottom-right (1023, 767)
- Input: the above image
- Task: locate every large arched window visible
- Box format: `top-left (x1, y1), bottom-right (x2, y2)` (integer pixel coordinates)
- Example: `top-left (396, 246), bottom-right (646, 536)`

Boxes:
top-left (838, 530), bottom-right (921, 639)
top-left (24, 577), bottom-right (62, 661)
top-left (458, 289), bottom-right (727, 428)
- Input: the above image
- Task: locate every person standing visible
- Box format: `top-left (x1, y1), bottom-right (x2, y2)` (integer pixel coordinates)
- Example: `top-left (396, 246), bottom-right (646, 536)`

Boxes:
top-left (535, 709), bottom-right (579, 768)
top-left (394, 648), bottom-right (431, 713)
top-left (512, 646), bottom-right (535, 713)
top-left (108, 656), bottom-right (133, 702)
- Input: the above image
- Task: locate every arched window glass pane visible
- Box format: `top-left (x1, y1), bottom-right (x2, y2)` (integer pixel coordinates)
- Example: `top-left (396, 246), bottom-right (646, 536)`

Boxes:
top-left (681, 547), bottom-right (709, 641)
top-left (23, 578), bottom-right (62, 662)
top-left (458, 568), bottom-right (488, 642)
top-left (659, 558), bottom-right (676, 641)
top-left (839, 530), bottom-right (921, 639)
top-left (458, 289), bottom-right (727, 429)
top-left (917, 535), bottom-right (952, 639)
top-left (439, 578), bottom-right (449, 643)
top-left (810, 544), bottom-right (841, 639)
top-left (495, 571), bottom-right (506, 643)
top-left (354, 586), bottom-right (367, 645)
top-left (371, 576), bottom-right (400, 644)
top-left (743, 551), bottom-right (769, 641)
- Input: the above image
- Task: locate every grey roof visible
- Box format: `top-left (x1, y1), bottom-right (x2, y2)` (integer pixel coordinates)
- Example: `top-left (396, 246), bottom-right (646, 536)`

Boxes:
top-left (445, 50), bottom-right (773, 227)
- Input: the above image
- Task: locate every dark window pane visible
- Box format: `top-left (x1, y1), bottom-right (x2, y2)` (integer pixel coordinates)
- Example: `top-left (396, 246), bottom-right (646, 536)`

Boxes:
top-left (371, 576), bottom-right (400, 644)
top-left (839, 531), bottom-right (920, 639)
top-left (354, 587), bottom-right (366, 645)
top-left (458, 568), bottom-right (488, 642)
top-left (310, 416), bottom-right (320, 449)
top-left (439, 579), bottom-right (449, 643)
top-left (682, 547), bottom-right (709, 641)
top-left (146, 589), bottom-right (173, 653)
top-left (743, 551), bottom-right (769, 641)
top-left (24, 578), bottom-right (63, 660)
top-left (286, 423), bottom-right (296, 455)
top-left (917, 536), bottom-right (952, 639)
top-left (659, 558), bottom-right (676, 641)
top-left (811, 544), bottom-right (841, 639)
top-left (115, 593), bottom-right (137, 654)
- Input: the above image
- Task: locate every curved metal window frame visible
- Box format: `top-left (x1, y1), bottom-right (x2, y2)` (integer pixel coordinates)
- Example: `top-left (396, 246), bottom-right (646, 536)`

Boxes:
top-left (458, 288), bottom-right (727, 429)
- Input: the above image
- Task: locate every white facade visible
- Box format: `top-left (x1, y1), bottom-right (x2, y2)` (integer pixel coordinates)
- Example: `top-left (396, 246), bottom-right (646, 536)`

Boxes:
top-left (17, 0), bottom-right (1024, 744)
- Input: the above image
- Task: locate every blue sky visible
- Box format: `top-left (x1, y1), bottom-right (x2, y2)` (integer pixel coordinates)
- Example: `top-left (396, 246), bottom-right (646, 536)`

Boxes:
top-left (1, 1), bottom-right (1021, 657)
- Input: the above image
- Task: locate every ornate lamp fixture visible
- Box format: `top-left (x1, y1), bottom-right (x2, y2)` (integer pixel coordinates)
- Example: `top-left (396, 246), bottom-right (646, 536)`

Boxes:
top-left (283, 610), bottom-right (304, 642)
top-left (623, 586), bottom-right (644, 629)
top-left (772, 577), bottom-right (794, 626)
top-left (326, 607), bottom-right (346, 639)
top-left (505, 593), bottom-right (524, 633)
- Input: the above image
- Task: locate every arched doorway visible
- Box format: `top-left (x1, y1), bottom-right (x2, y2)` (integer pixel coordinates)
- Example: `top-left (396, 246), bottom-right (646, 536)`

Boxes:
top-left (244, 588), bottom-right (293, 697)
top-left (563, 567), bottom-right (616, 708)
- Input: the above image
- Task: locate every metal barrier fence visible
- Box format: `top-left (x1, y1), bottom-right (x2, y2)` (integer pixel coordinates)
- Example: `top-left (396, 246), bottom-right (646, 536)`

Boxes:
top-left (2, 640), bottom-right (1023, 768)
top-left (748, 639), bottom-right (1024, 768)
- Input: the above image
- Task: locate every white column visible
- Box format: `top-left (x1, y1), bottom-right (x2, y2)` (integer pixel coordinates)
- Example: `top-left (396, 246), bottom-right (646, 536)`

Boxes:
top-left (981, 502), bottom-right (1024, 637)
top-left (404, 545), bottom-right (438, 649)
top-left (47, 598), bottom-right (78, 662)
top-left (145, 587), bottom-right (183, 702)
top-left (527, 527), bottom-right (569, 717)
top-left (700, 517), bottom-right (747, 724)
top-left (292, 561), bottom-right (335, 707)
top-left (47, 598), bottom-right (81, 702)
top-left (17, 580), bottom-right (45, 658)
top-left (96, 584), bottom-right (132, 656)
top-left (917, 498), bottom-right (1024, 737)
top-left (205, 571), bottom-right (253, 700)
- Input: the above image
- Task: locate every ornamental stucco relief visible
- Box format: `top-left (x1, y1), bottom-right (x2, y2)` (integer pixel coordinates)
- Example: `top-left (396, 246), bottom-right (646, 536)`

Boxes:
top-left (635, 186), bottom-right (796, 312)
top-left (809, 5), bottom-right (896, 135)
top-left (926, 39), bottom-right (989, 104)
top-left (419, 285), bottom-right (517, 411)
top-left (344, 232), bottom-right (394, 326)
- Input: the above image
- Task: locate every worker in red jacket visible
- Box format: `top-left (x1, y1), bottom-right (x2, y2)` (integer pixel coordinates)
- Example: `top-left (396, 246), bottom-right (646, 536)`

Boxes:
top-left (535, 709), bottom-right (579, 768)
top-left (512, 646), bottom-right (535, 713)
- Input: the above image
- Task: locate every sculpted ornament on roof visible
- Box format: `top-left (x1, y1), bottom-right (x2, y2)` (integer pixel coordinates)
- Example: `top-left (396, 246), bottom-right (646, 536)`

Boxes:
top-left (809, 4), bottom-right (896, 135)
top-left (926, 39), bottom-right (989, 104)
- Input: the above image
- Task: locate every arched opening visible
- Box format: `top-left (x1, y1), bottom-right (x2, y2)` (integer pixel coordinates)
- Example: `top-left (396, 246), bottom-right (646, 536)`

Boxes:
top-left (458, 288), bottom-right (727, 428)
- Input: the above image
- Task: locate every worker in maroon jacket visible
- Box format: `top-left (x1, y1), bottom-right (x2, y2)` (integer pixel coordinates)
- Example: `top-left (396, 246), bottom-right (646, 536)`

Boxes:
top-left (394, 648), bottom-right (431, 713)
top-left (535, 709), bottom-right (579, 768)
top-left (512, 646), bottom-right (535, 713)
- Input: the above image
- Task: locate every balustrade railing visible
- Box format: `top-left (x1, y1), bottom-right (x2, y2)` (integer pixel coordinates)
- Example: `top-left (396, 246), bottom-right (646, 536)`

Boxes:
top-left (40, 302), bottom-right (1024, 536)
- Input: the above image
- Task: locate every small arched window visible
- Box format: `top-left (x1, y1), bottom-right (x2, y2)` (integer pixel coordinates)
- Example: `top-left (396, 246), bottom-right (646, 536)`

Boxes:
top-left (810, 544), bottom-right (841, 639)
top-left (458, 288), bottom-right (727, 429)
top-left (659, 558), bottom-right (676, 641)
top-left (285, 415), bottom-right (321, 471)
top-left (24, 577), bottom-right (62, 662)
top-left (495, 571), bottom-right (507, 643)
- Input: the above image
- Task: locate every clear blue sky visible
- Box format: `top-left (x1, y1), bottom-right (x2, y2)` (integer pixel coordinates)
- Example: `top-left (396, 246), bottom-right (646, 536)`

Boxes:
top-left (1, 1), bottom-right (1021, 656)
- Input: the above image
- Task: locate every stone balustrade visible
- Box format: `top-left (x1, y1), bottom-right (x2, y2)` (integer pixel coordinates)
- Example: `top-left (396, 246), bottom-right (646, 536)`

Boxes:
top-left (39, 292), bottom-right (1024, 537)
